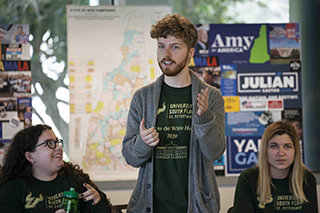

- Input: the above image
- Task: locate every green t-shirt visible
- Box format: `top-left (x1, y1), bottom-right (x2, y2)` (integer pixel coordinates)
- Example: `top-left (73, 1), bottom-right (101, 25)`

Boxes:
top-left (0, 174), bottom-right (111, 213)
top-left (153, 82), bottom-right (192, 213)
top-left (233, 167), bottom-right (318, 213)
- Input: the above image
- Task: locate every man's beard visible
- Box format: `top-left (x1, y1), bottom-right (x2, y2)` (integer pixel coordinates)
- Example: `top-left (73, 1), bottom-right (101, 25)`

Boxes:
top-left (158, 54), bottom-right (189, 77)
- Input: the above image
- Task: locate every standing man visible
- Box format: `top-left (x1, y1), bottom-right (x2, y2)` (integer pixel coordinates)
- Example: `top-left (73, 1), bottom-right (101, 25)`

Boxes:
top-left (122, 14), bottom-right (225, 213)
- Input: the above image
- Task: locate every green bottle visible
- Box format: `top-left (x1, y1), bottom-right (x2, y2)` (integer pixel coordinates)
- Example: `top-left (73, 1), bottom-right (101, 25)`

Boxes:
top-left (60, 188), bottom-right (79, 213)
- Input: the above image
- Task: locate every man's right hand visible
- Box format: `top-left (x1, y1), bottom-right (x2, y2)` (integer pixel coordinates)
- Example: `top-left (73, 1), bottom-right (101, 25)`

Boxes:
top-left (140, 118), bottom-right (159, 147)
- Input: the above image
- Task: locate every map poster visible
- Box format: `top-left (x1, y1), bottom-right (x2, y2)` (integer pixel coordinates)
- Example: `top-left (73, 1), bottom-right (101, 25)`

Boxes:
top-left (67, 6), bottom-right (171, 181)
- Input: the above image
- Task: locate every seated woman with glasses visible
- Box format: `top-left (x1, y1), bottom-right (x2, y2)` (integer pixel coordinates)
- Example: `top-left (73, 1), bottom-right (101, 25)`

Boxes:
top-left (0, 124), bottom-right (112, 213)
top-left (233, 121), bottom-right (318, 212)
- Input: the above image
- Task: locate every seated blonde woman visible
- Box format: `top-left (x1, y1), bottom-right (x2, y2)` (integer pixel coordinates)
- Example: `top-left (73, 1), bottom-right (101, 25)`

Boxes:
top-left (233, 121), bottom-right (318, 212)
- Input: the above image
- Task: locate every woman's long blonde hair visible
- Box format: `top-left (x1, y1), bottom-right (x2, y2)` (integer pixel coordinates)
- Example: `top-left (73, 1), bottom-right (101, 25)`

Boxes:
top-left (257, 121), bottom-right (308, 204)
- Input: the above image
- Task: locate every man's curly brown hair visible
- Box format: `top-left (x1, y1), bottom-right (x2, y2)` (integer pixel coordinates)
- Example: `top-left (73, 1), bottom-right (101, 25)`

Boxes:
top-left (150, 13), bottom-right (198, 49)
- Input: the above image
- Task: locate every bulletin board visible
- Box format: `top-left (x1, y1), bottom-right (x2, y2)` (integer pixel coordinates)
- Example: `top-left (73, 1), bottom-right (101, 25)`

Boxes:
top-left (191, 23), bottom-right (301, 176)
top-left (0, 24), bottom-right (32, 164)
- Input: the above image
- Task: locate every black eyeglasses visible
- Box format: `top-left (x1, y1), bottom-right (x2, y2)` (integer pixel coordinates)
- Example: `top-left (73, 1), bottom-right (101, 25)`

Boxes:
top-left (35, 139), bottom-right (64, 149)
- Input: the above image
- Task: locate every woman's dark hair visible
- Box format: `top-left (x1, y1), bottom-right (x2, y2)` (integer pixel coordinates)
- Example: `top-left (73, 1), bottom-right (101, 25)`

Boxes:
top-left (0, 124), bottom-right (52, 187)
top-left (0, 124), bottom-right (99, 193)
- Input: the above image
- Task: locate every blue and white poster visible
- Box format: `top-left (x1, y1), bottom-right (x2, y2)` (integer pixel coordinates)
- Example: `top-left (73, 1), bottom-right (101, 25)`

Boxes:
top-left (236, 64), bottom-right (301, 108)
top-left (226, 136), bottom-right (260, 175)
top-left (208, 24), bottom-right (269, 64)
top-left (220, 64), bottom-right (237, 96)
top-left (226, 111), bottom-right (273, 137)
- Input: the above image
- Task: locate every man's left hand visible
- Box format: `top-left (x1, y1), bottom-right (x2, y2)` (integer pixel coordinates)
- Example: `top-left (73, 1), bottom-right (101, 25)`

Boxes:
top-left (197, 87), bottom-right (209, 116)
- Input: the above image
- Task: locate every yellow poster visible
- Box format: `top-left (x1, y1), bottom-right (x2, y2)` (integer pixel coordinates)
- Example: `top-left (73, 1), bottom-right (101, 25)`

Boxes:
top-left (224, 96), bottom-right (240, 112)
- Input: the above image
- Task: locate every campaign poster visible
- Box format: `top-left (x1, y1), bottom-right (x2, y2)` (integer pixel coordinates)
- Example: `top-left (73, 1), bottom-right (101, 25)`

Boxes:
top-left (194, 24), bottom-right (210, 57)
top-left (208, 24), bottom-right (270, 64)
top-left (225, 111), bottom-right (281, 137)
top-left (236, 64), bottom-right (301, 109)
top-left (224, 96), bottom-right (240, 113)
top-left (0, 60), bottom-right (31, 71)
top-left (269, 23), bottom-right (300, 64)
top-left (226, 136), bottom-right (260, 175)
top-left (1, 71), bottom-right (31, 98)
top-left (0, 24), bottom-right (31, 61)
top-left (239, 97), bottom-right (284, 112)
top-left (206, 23), bottom-right (300, 65)
top-left (220, 64), bottom-right (237, 96)
top-left (0, 97), bottom-right (18, 121)
top-left (17, 97), bottom-right (32, 128)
